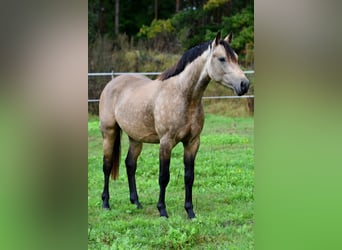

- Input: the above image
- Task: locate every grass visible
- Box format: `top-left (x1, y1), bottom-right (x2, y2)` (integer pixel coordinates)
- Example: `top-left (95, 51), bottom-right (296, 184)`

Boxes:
top-left (88, 113), bottom-right (254, 249)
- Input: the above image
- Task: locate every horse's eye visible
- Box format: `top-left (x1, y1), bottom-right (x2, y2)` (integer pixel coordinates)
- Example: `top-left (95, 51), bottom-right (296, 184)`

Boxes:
top-left (218, 57), bottom-right (226, 62)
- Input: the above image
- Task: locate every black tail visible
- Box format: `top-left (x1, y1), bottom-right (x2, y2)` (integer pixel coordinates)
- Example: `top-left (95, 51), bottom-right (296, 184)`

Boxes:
top-left (111, 126), bottom-right (122, 180)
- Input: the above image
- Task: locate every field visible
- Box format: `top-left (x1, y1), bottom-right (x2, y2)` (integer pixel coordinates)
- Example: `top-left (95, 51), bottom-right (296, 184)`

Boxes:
top-left (88, 114), bottom-right (254, 249)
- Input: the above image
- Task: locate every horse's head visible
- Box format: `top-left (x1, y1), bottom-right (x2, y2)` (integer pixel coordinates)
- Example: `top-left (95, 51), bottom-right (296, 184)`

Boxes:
top-left (206, 32), bottom-right (249, 96)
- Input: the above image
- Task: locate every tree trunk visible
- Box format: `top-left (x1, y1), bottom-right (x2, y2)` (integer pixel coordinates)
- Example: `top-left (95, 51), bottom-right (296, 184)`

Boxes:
top-left (115, 0), bottom-right (119, 35)
top-left (98, 5), bottom-right (105, 35)
top-left (176, 0), bottom-right (179, 12)
top-left (154, 0), bottom-right (158, 19)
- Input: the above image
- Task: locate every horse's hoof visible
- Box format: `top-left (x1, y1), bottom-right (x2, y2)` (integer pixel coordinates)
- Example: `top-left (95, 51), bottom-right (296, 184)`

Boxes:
top-left (102, 205), bottom-right (111, 210)
top-left (130, 199), bottom-right (143, 209)
top-left (158, 207), bottom-right (169, 218)
top-left (159, 209), bottom-right (169, 218)
top-left (186, 209), bottom-right (196, 219)
top-left (136, 202), bottom-right (143, 209)
top-left (160, 213), bottom-right (169, 218)
top-left (157, 203), bottom-right (169, 218)
top-left (188, 213), bottom-right (196, 219)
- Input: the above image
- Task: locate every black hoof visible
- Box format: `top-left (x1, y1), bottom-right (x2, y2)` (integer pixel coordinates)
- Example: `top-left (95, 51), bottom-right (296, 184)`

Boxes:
top-left (186, 208), bottom-right (196, 219)
top-left (102, 203), bottom-right (111, 210)
top-left (102, 193), bottom-right (110, 209)
top-left (188, 212), bottom-right (196, 219)
top-left (130, 199), bottom-right (143, 209)
top-left (160, 211), bottom-right (169, 218)
top-left (135, 201), bottom-right (143, 209)
top-left (158, 206), bottom-right (169, 218)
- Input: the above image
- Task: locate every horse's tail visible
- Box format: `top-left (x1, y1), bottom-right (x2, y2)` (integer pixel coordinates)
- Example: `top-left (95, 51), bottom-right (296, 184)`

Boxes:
top-left (111, 126), bottom-right (122, 180)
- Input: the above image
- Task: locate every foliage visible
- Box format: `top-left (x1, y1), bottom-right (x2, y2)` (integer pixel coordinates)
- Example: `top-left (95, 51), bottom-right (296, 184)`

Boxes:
top-left (222, 6), bottom-right (254, 49)
top-left (204, 0), bottom-right (230, 11)
top-left (139, 19), bottom-right (175, 39)
top-left (205, 5), bottom-right (254, 66)
top-left (170, 8), bottom-right (211, 50)
top-left (88, 0), bottom-right (99, 45)
top-left (224, 6), bottom-right (254, 67)
top-left (134, 1), bottom-right (254, 65)
top-left (88, 0), bottom-right (254, 66)
top-left (88, 114), bottom-right (254, 249)
top-left (138, 19), bottom-right (179, 51)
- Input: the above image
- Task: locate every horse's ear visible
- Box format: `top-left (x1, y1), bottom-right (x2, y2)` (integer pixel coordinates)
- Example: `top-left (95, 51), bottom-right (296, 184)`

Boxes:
top-left (214, 31), bottom-right (221, 46)
top-left (224, 32), bottom-right (233, 44)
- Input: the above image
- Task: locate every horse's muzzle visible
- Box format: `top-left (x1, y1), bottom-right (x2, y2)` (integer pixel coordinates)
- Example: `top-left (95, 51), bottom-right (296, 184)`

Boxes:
top-left (239, 80), bottom-right (249, 96)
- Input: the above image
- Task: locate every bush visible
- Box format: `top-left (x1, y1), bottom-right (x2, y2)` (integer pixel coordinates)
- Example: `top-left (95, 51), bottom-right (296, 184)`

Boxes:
top-left (138, 19), bottom-right (180, 52)
top-left (221, 6), bottom-right (254, 65)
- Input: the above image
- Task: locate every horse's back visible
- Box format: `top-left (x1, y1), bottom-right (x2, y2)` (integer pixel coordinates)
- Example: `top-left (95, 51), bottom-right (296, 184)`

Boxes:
top-left (99, 74), bottom-right (160, 142)
top-left (101, 74), bottom-right (151, 96)
top-left (100, 74), bottom-right (153, 110)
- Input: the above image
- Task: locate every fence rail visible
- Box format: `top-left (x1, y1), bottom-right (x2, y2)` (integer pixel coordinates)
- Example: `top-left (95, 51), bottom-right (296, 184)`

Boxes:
top-left (88, 71), bottom-right (254, 103)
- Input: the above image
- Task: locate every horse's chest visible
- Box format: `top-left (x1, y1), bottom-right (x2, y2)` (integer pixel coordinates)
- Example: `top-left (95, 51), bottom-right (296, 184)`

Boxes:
top-left (178, 120), bottom-right (203, 144)
top-left (162, 106), bottom-right (204, 141)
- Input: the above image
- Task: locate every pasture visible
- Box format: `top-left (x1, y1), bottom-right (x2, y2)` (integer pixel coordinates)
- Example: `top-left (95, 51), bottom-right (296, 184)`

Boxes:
top-left (88, 114), bottom-right (254, 249)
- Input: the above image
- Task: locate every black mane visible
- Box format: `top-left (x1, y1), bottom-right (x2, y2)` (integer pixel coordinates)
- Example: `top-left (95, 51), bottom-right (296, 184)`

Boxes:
top-left (158, 41), bottom-right (211, 81)
top-left (158, 39), bottom-right (237, 81)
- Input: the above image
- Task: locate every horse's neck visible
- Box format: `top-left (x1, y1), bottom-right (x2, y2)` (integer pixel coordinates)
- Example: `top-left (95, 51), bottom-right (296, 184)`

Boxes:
top-left (177, 51), bottom-right (210, 101)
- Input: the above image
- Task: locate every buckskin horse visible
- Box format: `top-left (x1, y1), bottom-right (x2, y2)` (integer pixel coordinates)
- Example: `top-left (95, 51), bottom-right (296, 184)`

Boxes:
top-left (99, 32), bottom-right (249, 218)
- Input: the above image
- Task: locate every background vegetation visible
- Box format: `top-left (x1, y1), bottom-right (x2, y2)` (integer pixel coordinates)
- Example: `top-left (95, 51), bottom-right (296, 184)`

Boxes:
top-left (89, 0), bottom-right (253, 60)
top-left (88, 0), bottom-right (254, 116)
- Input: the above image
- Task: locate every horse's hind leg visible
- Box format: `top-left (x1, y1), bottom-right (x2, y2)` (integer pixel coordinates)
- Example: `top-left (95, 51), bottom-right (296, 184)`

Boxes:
top-left (125, 138), bottom-right (143, 209)
top-left (100, 124), bottom-right (119, 209)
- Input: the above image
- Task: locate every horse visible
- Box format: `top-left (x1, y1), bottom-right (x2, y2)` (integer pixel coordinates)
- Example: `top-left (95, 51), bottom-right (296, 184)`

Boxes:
top-left (99, 31), bottom-right (249, 219)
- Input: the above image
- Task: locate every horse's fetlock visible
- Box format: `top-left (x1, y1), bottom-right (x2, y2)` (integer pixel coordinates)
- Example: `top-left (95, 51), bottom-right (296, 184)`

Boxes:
top-left (102, 192), bottom-right (109, 201)
top-left (157, 202), bottom-right (165, 210)
top-left (184, 202), bottom-right (193, 210)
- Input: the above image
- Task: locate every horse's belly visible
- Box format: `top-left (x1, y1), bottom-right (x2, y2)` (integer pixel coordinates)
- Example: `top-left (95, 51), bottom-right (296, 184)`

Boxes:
top-left (116, 111), bottom-right (160, 143)
top-left (127, 126), bottom-right (160, 143)
top-left (123, 125), bottom-right (160, 143)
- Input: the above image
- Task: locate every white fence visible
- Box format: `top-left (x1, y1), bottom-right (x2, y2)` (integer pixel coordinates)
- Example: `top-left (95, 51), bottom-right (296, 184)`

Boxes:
top-left (88, 71), bottom-right (254, 103)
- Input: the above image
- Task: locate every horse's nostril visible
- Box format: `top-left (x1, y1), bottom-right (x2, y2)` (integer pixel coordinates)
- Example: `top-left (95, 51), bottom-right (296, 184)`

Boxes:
top-left (241, 81), bottom-right (249, 92)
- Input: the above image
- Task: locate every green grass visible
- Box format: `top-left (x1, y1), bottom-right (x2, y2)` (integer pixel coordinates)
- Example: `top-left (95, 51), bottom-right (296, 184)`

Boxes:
top-left (88, 114), bottom-right (254, 249)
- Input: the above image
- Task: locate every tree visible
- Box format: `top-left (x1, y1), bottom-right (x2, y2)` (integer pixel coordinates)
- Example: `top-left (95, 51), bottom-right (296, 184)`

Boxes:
top-left (88, 0), bottom-right (254, 65)
top-left (115, 0), bottom-right (119, 35)
top-left (204, 0), bottom-right (231, 23)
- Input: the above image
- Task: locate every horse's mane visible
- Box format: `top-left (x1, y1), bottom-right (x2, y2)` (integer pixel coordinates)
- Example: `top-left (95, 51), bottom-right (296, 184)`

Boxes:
top-left (158, 39), bottom-right (237, 81)
top-left (158, 41), bottom-right (211, 81)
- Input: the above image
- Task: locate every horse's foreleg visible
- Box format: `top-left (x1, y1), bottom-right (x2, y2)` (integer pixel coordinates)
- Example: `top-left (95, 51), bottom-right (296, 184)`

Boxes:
top-left (183, 137), bottom-right (200, 219)
top-left (125, 138), bottom-right (143, 209)
top-left (157, 139), bottom-right (173, 218)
